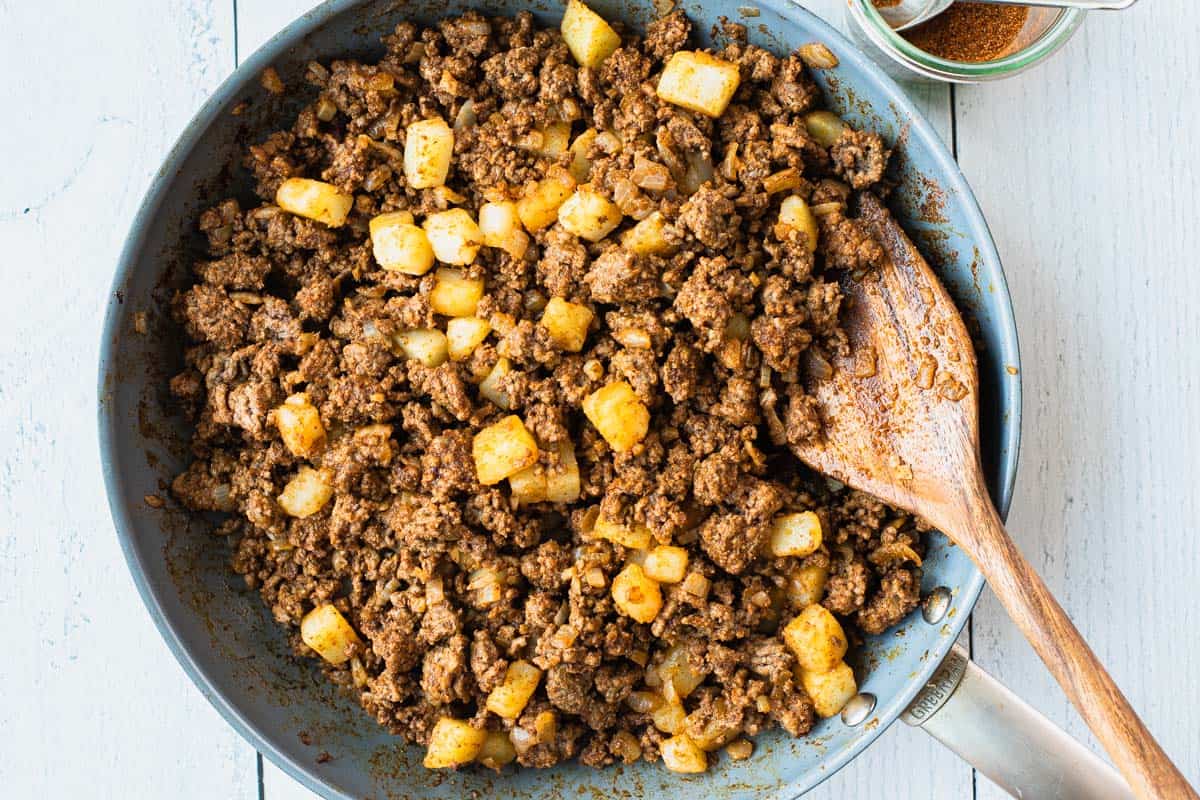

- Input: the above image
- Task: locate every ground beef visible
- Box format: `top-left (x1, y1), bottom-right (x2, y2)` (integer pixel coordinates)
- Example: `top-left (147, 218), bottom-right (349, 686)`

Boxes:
top-left (168, 9), bottom-right (923, 776)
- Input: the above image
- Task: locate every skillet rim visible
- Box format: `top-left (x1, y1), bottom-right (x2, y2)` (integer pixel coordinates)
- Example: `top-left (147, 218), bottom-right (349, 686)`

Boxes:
top-left (97, 0), bottom-right (1022, 796)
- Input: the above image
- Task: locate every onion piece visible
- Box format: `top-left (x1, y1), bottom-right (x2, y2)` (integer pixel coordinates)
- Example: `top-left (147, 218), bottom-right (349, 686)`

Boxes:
top-left (454, 99), bottom-right (477, 131)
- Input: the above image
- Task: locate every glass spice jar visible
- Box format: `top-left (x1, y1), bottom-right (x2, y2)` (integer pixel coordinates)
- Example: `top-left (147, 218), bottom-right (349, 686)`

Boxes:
top-left (843, 0), bottom-right (1085, 83)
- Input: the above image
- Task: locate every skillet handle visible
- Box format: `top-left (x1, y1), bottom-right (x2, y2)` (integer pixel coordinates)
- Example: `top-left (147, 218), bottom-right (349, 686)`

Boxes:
top-left (903, 644), bottom-right (1134, 799)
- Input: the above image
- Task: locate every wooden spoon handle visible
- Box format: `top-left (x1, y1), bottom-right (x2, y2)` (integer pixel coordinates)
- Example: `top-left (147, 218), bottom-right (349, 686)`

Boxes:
top-left (965, 498), bottom-right (1198, 800)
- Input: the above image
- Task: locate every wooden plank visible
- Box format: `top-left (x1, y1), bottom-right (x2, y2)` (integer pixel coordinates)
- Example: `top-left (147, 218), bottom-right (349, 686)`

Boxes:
top-left (0, 1), bottom-right (260, 798)
top-left (954, 1), bottom-right (1200, 796)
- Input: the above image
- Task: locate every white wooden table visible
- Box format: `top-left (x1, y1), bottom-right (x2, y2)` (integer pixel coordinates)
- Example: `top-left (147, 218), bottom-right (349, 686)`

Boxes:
top-left (2, 1), bottom-right (1196, 797)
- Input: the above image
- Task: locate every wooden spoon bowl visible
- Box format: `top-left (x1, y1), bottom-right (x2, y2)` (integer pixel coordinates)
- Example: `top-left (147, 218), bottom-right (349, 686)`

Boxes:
top-left (791, 192), bottom-right (1196, 800)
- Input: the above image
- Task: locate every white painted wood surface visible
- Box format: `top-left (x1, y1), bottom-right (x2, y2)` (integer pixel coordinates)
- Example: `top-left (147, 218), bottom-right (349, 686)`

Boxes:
top-left (0, 0), bottom-right (1195, 797)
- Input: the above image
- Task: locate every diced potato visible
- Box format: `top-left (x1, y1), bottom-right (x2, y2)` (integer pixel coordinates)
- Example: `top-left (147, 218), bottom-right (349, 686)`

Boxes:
top-left (804, 110), bottom-right (849, 148)
top-left (430, 267), bottom-right (485, 317)
top-left (656, 51), bottom-right (741, 118)
top-left (777, 195), bottom-right (819, 253)
top-left (643, 546), bottom-right (689, 584)
top-left (557, 187), bottom-right (623, 242)
top-left (275, 177), bottom-right (353, 227)
top-left (473, 415), bottom-right (540, 485)
top-left (612, 563), bottom-right (662, 623)
top-left (544, 441), bottom-right (581, 503)
top-left (479, 357), bottom-right (514, 410)
top-left (517, 167), bottom-right (576, 232)
top-left (568, 128), bottom-right (598, 183)
top-left (800, 660), bottom-right (858, 718)
top-left (370, 211), bottom-right (435, 275)
top-left (769, 511), bottom-right (823, 558)
top-left (278, 466), bottom-right (334, 518)
top-left (583, 380), bottom-right (650, 453)
top-left (651, 698), bottom-right (687, 735)
top-left (656, 643), bottom-right (708, 698)
top-left (539, 297), bottom-right (594, 352)
top-left (561, 0), bottom-right (621, 68)
top-left (594, 516), bottom-right (652, 550)
top-left (512, 441), bottom-right (581, 505)
top-left (299, 603), bottom-right (361, 665)
top-left (485, 660), bottom-right (544, 719)
top-left (621, 211), bottom-right (677, 256)
top-left (508, 461), bottom-right (547, 506)
top-left (424, 209), bottom-right (482, 266)
top-left (393, 328), bottom-right (449, 367)
top-left (783, 604), bottom-right (848, 673)
top-left (520, 122), bottom-right (571, 159)
top-left (477, 731), bottom-right (517, 770)
top-left (274, 393), bottom-right (325, 457)
top-left (660, 734), bottom-right (708, 774)
top-left (404, 116), bottom-right (454, 189)
top-left (478, 201), bottom-right (530, 259)
top-left (786, 563), bottom-right (830, 608)
top-left (424, 717), bottom-right (487, 768)
top-left (446, 316), bottom-right (491, 360)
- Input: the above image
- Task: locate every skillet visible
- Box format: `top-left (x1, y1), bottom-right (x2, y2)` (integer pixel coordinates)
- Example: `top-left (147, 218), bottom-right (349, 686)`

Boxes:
top-left (98, 0), bottom-right (1030, 796)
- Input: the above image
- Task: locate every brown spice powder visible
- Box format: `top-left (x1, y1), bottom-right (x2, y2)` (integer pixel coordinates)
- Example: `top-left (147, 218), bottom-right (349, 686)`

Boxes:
top-left (903, 3), bottom-right (1030, 63)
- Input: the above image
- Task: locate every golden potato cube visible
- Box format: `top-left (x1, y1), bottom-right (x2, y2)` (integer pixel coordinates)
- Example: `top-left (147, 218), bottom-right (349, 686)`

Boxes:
top-left (446, 316), bottom-right (492, 361)
top-left (424, 717), bottom-right (487, 768)
top-left (478, 201), bottom-right (530, 259)
top-left (370, 211), bottom-right (435, 275)
top-left (786, 563), bottom-right (829, 608)
top-left (300, 604), bottom-right (361, 664)
top-left (611, 563), bottom-right (662, 623)
top-left (568, 128), bottom-right (598, 183)
top-left (660, 734), bottom-right (708, 774)
top-left (621, 211), bottom-right (677, 256)
top-left (274, 393), bottom-right (325, 457)
top-left (473, 415), bottom-right (540, 485)
top-left (769, 511), bottom-right (823, 558)
top-left (800, 660), bottom-right (858, 718)
top-left (521, 122), bottom-right (572, 159)
top-left (477, 731), bottom-right (517, 769)
top-left (651, 699), bottom-right (687, 735)
top-left (278, 466), bottom-right (334, 519)
top-left (393, 328), bottom-right (449, 367)
top-left (404, 116), bottom-right (454, 189)
top-left (777, 195), bottom-right (819, 254)
top-left (783, 604), bottom-right (848, 673)
top-left (804, 110), bottom-right (849, 148)
top-left (485, 659), bottom-right (543, 720)
top-left (643, 546), bottom-right (689, 584)
top-left (561, 0), bottom-right (621, 68)
top-left (583, 380), bottom-right (649, 453)
top-left (656, 51), bottom-right (741, 118)
top-left (509, 440), bottom-right (580, 505)
top-left (517, 168), bottom-right (576, 232)
top-left (479, 357), bottom-right (514, 410)
top-left (275, 177), bottom-right (353, 227)
top-left (508, 461), bottom-right (547, 506)
top-left (430, 267), bottom-right (485, 317)
top-left (544, 440), bottom-right (581, 503)
top-left (594, 516), bottom-right (652, 549)
top-left (539, 297), bottom-right (594, 352)
top-left (423, 208), bottom-right (482, 266)
top-left (558, 187), bottom-right (623, 242)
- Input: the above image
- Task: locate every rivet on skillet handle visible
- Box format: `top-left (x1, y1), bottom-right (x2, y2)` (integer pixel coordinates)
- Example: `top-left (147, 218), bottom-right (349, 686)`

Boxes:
top-left (903, 644), bottom-right (1135, 799)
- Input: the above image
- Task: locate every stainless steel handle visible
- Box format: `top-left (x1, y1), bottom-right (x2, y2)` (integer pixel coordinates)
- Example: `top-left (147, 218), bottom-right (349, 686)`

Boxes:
top-left (903, 644), bottom-right (1134, 799)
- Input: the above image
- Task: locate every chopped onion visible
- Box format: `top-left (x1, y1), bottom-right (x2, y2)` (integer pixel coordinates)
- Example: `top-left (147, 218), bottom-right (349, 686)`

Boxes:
top-left (425, 576), bottom-right (444, 605)
top-left (510, 726), bottom-right (536, 754)
top-left (453, 99), bottom-right (476, 131)
top-left (798, 42), bottom-right (839, 69)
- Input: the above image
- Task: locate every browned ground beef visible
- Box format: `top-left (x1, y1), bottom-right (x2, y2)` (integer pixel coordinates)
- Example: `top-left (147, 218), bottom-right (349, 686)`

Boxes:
top-left (169, 9), bottom-right (922, 772)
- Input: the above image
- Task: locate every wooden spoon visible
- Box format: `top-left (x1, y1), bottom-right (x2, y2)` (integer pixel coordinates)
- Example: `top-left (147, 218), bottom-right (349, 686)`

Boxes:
top-left (790, 191), bottom-right (1197, 800)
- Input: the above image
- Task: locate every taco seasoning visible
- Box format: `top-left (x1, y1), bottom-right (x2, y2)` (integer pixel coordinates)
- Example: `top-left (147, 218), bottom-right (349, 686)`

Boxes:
top-left (902, 3), bottom-right (1030, 62)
